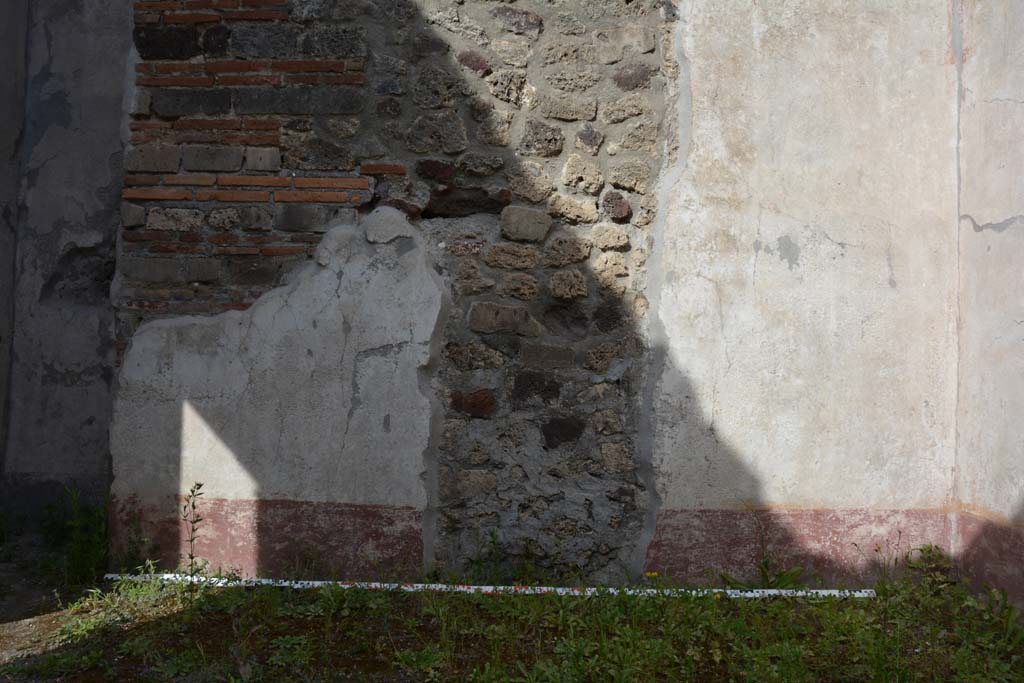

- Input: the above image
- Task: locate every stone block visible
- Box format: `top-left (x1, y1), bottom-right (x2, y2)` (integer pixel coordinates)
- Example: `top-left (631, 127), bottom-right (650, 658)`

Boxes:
top-left (544, 235), bottom-right (592, 266)
top-left (457, 50), bottom-right (492, 76)
top-left (124, 144), bottom-right (179, 173)
top-left (209, 206), bottom-right (273, 232)
top-left (499, 273), bottom-right (541, 300)
top-left (451, 389), bottom-right (497, 419)
top-left (133, 26), bottom-right (201, 60)
top-left (500, 206), bottom-right (552, 242)
top-left (575, 123), bottom-right (604, 155)
top-left (300, 25), bottom-right (368, 57)
top-left (534, 95), bottom-right (597, 122)
top-left (183, 145), bottom-right (244, 172)
top-left (467, 302), bottom-right (543, 336)
top-left (458, 153), bottom-right (504, 176)
top-left (612, 63), bottom-right (659, 91)
top-left (121, 203), bottom-right (146, 229)
top-left (229, 23), bottom-right (301, 58)
top-left (146, 208), bottom-right (204, 232)
top-left (132, 90), bottom-right (151, 116)
top-left (424, 187), bottom-right (510, 217)
top-left (609, 160), bottom-right (652, 194)
top-left (234, 86), bottom-right (363, 115)
top-left (601, 191), bottom-right (632, 222)
top-left (593, 224), bottom-right (629, 251)
top-left (491, 6), bottom-right (544, 39)
top-left (245, 147), bottom-right (281, 172)
top-left (541, 415), bottom-right (585, 449)
top-left (406, 111), bottom-right (468, 154)
top-left (493, 38), bottom-right (532, 67)
top-left (600, 93), bottom-right (648, 124)
top-left (151, 88), bottom-right (231, 117)
top-left (484, 242), bottom-right (540, 270)
top-left (545, 68), bottom-right (601, 93)
top-left (592, 27), bottom-right (656, 65)
top-left (549, 269), bottom-right (588, 300)
top-left (471, 100), bottom-right (515, 146)
top-left (457, 469), bottom-right (498, 498)
top-left (486, 69), bottom-right (528, 106)
top-left (519, 119), bottom-right (564, 157)
top-left (547, 194), bottom-right (598, 224)
top-left (509, 161), bottom-right (554, 203)
top-left (519, 342), bottom-right (575, 369)
top-left (562, 154), bottom-right (604, 195)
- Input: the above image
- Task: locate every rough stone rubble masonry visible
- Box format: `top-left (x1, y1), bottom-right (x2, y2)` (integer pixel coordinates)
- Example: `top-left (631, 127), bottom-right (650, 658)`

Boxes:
top-left (1, 0), bottom-right (1021, 596)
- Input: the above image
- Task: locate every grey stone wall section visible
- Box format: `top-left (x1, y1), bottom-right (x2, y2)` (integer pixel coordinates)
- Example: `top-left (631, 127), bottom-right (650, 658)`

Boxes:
top-left (0, 0), bottom-right (29, 488)
top-left (2, 0), bottom-right (131, 509)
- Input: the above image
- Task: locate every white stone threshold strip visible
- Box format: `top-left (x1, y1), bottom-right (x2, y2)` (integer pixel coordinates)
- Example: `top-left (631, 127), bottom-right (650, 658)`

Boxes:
top-left (104, 574), bottom-right (876, 599)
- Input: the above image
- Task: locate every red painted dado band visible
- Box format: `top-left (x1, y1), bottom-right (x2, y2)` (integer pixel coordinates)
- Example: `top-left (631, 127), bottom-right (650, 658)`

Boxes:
top-left (111, 497), bottom-right (423, 580)
top-left (113, 499), bottom-right (1024, 600)
top-left (646, 508), bottom-right (1024, 601)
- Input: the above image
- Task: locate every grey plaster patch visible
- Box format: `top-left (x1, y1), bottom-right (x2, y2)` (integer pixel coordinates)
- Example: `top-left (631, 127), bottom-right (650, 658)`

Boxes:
top-left (776, 235), bottom-right (801, 270)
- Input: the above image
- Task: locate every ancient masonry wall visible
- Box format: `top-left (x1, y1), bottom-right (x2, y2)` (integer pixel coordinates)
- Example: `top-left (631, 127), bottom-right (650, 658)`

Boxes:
top-left (113, 0), bottom-right (675, 582)
top-left (2, 0), bottom-right (131, 511)
top-left (5, 0), bottom-right (1013, 593)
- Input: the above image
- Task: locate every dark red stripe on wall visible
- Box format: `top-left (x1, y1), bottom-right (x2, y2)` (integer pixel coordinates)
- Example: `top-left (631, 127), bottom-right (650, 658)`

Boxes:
top-left (112, 497), bottom-right (422, 580)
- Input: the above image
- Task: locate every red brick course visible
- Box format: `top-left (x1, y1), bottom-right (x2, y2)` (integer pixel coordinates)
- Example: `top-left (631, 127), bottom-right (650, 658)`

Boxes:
top-left (121, 0), bottom-right (378, 322)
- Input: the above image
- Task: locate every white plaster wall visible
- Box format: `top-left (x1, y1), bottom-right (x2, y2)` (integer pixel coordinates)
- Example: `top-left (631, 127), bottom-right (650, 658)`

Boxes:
top-left (957, 0), bottom-right (1024, 523)
top-left (651, 0), bottom-right (959, 511)
top-left (111, 209), bottom-right (444, 509)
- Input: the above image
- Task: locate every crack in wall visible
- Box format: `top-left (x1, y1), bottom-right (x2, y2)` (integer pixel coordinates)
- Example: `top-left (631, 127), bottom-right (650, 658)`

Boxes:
top-left (960, 213), bottom-right (1024, 234)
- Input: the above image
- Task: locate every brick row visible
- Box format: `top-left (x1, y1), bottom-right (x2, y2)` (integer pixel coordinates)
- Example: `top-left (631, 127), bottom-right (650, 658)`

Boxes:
top-left (124, 232), bottom-right (319, 247)
top-left (137, 73), bottom-right (366, 87)
top-left (129, 118), bottom-right (283, 133)
top-left (125, 174), bottom-right (372, 190)
top-left (122, 186), bottom-right (370, 204)
top-left (131, 131), bottom-right (280, 146)
top-left (145, 8), bottom-right (290, 23)
top-left (138, 59), bottom-right (365, 76)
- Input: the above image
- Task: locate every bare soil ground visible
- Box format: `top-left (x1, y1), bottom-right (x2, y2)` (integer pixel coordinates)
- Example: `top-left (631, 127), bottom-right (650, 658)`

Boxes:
top-left (0, 534), bottom-right (70, 666)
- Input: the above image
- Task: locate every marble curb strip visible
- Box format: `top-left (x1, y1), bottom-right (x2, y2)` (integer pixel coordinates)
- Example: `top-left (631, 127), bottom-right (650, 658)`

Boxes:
top-left (104, 574), bottom-right (876, 599)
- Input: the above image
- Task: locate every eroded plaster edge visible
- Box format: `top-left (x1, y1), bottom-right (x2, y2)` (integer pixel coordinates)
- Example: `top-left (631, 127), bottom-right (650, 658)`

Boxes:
top-left (418, 238), bottom-right (454, 576)
top-left (632, 3), bottom-right (692, 579)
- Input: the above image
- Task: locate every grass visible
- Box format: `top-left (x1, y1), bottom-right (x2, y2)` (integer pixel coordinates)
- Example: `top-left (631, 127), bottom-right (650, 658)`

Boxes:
top-left (1, 549), bottom-right (1023, 682)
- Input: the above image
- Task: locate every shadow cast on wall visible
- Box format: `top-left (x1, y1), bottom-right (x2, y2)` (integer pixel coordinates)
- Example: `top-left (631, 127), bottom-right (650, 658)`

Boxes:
top-left (108, 0), bottom-right (1024, 597)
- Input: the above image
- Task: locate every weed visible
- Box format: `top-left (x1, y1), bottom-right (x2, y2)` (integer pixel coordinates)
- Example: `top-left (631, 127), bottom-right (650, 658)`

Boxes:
top-left (268, 635), bottom-right (313, 668)
top-left (394, 645), bottom-right (445, 674)
top-left (721, 557), bottom-right (805, 590)
top-left (180, 481), bottom-right (206, 605)
top-left (39, 487), bottom-right (107, 591)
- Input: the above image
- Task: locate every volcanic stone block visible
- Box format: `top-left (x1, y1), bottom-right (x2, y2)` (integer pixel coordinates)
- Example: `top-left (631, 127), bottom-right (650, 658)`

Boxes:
top-left (500, 206), bottom-right (552, 242)
top-left (234, 87), bottom-right (364, 115)
top-left (124, 144), bottom-right (179, 173)
top-left (183, 145), bottom-right (245, 172)
top-left (151, 89), bottom-right (231, 117)
top-left (519, 119), bottom-right (563, 157)
top-left (467, 302), bottom-right (543, 336)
